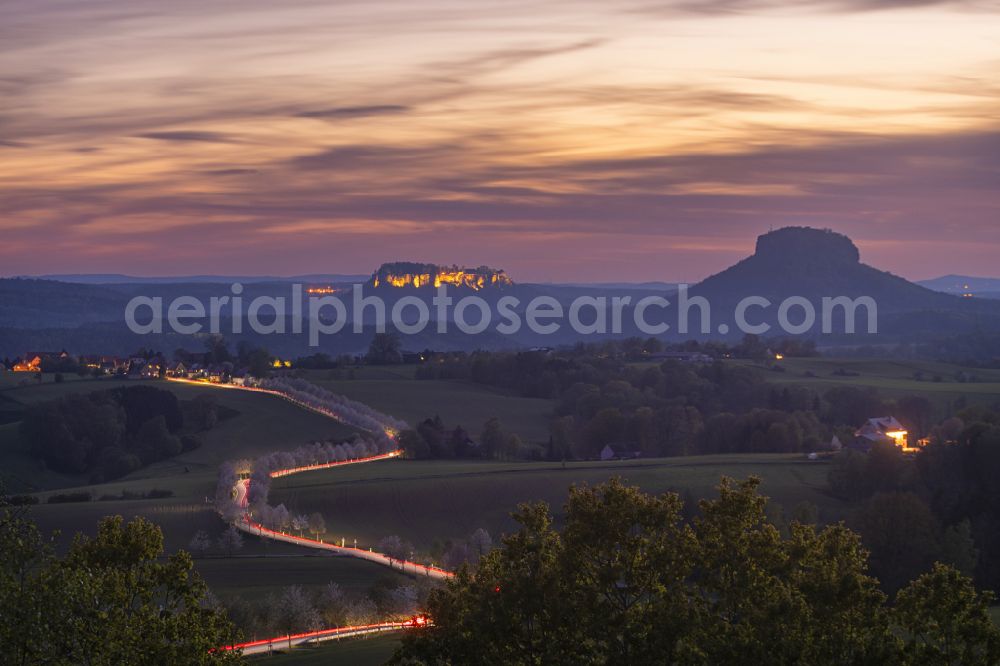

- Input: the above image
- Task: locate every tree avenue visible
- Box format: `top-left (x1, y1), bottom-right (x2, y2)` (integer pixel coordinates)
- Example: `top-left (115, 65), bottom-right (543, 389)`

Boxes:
top-left (393, 477), bottom-right (1000, 666)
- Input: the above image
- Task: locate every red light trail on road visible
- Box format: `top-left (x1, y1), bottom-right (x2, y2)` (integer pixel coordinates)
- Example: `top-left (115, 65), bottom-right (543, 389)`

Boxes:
top-left (187, 375), bottom-right (450, 655)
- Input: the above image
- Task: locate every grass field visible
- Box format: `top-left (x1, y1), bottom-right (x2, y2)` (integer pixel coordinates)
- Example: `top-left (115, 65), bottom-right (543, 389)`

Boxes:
top-left (23, 451), bottom-right (837, 556)
top-left (0, 374), bottom-right (122, 403)
top-left (27, 474), bottom-right (227, 551)
top-left (17, 449), bottom-right (841, 609)
top-left (0, 378), bottom-right (358, 493)
top-left (250, 634), bottom-right (401, 665)
top-left (195, 555), bottom-right (408, 602)
top-left (314, 366), bottom-right (419, 380)
top-left (24, 477), bottom-right (411, 602)
top-left (0, 371), bottom-right (91, 390)
top-left (303, 371), bottom-right (554, 443)
top-left (270, 454), bottom-right (839, 553)
top-left (729, 357), bottom-right (1000, 416)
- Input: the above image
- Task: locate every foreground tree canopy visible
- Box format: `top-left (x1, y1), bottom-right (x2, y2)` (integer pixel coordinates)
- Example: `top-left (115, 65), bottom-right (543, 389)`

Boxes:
top-left (0, 497), bottom-right (242, 665)
top-left (395, 478), bottom-right (1000, 666)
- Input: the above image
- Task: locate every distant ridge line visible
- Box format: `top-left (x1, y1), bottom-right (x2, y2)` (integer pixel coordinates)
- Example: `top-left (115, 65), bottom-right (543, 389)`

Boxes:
top-left (18, 273), bottom-right (371, 285)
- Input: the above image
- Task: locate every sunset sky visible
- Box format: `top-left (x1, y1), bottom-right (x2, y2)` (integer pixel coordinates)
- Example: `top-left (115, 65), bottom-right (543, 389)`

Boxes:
top-left (2, 0), bottom-right (998, 282)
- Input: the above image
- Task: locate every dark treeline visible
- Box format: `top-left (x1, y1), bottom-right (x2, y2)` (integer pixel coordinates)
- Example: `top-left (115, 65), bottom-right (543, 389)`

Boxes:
top-left (927, 332), bottom-right (1000, 367)
top-left (19, 385), bottom-right (206, 482)
top-left (400, 415), bottom-right (480, 460)
top-left (777, 333), bottom-right (1000, 368)
top-left (410, 338), bottom-right (940, 460)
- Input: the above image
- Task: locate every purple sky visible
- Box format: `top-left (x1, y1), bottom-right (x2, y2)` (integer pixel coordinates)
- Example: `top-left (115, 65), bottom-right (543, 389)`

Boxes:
top-left (1, 0), bottom-right (998, 282)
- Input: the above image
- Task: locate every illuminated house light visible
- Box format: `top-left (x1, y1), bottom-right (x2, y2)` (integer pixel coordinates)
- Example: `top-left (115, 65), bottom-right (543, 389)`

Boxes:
top-left (853, 416), bottom-right (924, 453)
top-left (13, 358), bottom-right (41, 372)
top-left (12, 355), bottom-right (45, 372)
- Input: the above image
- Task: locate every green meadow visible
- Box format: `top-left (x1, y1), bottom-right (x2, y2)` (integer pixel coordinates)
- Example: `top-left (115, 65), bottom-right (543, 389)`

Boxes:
top-left (0, 371), bottom-right (90, 391)
top-left (269, 454), bottom-right (839, 553)
top-left (729, 357), bottom-right (1000, 415)
top-left (195, 555), bottom-right (408, 603)
top-left (302, 369), bottom-right (553, 443)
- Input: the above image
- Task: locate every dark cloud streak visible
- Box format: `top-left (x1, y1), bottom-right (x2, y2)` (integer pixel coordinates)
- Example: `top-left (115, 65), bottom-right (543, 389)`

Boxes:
top-left (297, 105), bottom-right (410, 119)
top-left (134, 131), bottom-right (235, 143)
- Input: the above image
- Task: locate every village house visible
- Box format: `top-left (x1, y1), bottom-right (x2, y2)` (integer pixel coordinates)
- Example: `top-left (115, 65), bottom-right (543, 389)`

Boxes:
top-left (852, 416), bottom-right (925, 453)
top-left (853, 416), bottom-right (906, 451)
top-left (12, 350), bottom-right (70, 372)
top-left (206, 363), bottom-right (232, 383)
top-left (126, 358), bottom-right (146, 379)
top-left (11, 356), bottom-right (42, 372)
top-left (79, 355), bottom-right (126, 375)
top-left (141, 360), bottom-right (163, 379)
top-left (600, 443), bottom-right (642, 461)
top-left (165, 361), bottom-right (187, 378)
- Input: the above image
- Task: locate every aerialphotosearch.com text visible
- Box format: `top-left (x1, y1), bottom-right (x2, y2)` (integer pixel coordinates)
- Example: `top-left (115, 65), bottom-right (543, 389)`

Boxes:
top-left (124, 284), bottom-right (878, 346)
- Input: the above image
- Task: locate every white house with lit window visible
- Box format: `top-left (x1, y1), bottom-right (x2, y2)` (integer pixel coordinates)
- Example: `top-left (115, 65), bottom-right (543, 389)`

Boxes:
top-left (852, 416), bottom-right (918, 452)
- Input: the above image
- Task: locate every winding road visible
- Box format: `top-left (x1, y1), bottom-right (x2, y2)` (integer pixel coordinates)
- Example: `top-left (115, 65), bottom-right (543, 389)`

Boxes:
top-left (231, 454), bottom-right (452, 580)
top-left (166, 377), bottom-right (451, 656)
